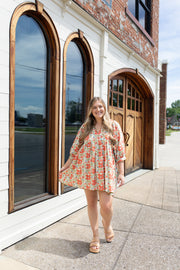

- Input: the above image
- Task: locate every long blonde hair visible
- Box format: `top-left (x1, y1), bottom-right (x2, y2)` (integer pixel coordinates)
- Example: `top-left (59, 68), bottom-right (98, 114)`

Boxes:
top-left (79, 97), bottom-right (116, 145)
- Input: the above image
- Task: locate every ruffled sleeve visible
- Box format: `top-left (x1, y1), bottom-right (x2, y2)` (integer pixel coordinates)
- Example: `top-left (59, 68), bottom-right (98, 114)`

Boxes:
top-left (69, 124), bottom-right (85, 159)
top-left (112, 120), bottom-right (126, 163)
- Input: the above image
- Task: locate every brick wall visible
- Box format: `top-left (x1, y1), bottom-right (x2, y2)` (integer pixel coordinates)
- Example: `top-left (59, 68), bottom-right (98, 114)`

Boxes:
top-left (159, 62), bottom-right (168, 144)
top-left (73, 0), bottom-right (159, 68)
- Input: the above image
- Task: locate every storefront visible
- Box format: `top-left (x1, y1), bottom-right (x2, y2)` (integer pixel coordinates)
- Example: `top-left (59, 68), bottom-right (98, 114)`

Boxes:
top-left (0, 0), bottom-right (161, 251)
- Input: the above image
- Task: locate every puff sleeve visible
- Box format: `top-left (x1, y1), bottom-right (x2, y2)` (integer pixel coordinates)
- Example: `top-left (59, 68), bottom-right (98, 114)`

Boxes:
top-left (112, 120), bottom-right (126, 163)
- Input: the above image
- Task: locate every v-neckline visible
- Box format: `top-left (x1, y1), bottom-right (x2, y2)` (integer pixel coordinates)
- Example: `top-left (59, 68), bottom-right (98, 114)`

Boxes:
top-left (94, 126), bottom-right (102, 134)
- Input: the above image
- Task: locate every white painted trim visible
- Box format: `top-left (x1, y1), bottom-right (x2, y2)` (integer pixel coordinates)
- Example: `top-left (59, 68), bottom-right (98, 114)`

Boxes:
top-left (100, 30), bottom-right (109, 95)
top-left (154, 73), bottom-right (160, 169)
top-left (124, 169), bottom-right (150, 184)
top-left (0, 189), bottom-right (87, 252)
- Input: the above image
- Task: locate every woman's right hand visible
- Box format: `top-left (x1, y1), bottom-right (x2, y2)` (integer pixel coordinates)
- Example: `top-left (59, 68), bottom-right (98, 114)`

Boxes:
top-left (59, 166), bottom-right (68, 173)
top-left (59, 167), bottom-right (64, 173)
top-left (117, 174), bottom-right (125, 187)
top-left (59, 158), bottom-right (73, 173)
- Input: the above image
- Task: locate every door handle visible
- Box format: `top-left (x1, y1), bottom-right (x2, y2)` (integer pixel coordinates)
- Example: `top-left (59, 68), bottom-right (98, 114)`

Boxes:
top-left (123, 132), bottom-right (130, 146)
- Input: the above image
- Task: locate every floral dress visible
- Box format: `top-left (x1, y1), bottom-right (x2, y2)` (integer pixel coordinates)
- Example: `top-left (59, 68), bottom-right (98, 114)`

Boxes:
top-left (59, 120), bottom-right (126, 193)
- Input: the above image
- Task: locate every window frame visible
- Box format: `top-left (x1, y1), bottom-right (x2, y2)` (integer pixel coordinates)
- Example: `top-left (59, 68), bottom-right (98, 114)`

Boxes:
top-left (126, 0), bottom-right (154, 46)
top-left (109, 78), bottom-right (124, 109)
top-left (127, 81), bottom-right (143, 112)
top-left (9, 2), bottom-right (60, 213)
top-left (138, 0), bottom-right (151, 34)
top-left (14, 14), bottom-right (50, 203)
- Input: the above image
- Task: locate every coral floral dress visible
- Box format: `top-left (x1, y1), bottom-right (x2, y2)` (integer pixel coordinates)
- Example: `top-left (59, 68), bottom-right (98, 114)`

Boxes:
top-left (59, 120), bottom-right (126, 193)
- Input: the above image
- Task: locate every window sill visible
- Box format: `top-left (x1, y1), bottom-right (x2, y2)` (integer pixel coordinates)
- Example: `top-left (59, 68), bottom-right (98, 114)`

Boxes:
top-left (125, 7), bottom-right (155, 47)
top-left (11, 193), bottom-right (56, 213)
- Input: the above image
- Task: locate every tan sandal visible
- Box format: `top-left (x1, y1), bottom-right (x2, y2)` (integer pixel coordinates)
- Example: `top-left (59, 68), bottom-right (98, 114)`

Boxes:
top-left (104, 230), bottom-right (114, 243)
top-left (102, 220), bottom-right (114, 243)
top-left (89, 239), bottom-right (100, 254)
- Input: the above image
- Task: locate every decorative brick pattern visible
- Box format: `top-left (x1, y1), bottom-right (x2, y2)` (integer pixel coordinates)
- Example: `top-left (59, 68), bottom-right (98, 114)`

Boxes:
top-left (159, 63), bottom-right (168, 144)
top-left (73, 0), bottom-right (159, 68)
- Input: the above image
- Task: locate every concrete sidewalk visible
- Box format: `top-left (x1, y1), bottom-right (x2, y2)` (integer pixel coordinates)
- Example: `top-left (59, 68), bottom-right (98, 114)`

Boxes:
top-left (1, 132), bottom-right (180, 270)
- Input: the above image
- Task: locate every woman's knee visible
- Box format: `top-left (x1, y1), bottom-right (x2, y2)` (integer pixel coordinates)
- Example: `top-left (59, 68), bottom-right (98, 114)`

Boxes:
top-left (101, 201), bottom-right (113, 213)
top-left (100, 198), bottom-right (112, 213)
top-left (85, 190), bottom-right (98, 208)
top-left (99, 192), bottom-right (113, 213)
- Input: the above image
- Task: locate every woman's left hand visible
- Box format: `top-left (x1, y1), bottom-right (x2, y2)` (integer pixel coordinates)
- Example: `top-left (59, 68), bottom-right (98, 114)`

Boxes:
top-left (117, 174), bottom-right (125, 187)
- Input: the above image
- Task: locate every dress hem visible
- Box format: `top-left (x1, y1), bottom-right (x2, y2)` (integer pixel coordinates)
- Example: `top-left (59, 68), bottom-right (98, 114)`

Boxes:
top-left (59, 180), bottom-right (115, 194)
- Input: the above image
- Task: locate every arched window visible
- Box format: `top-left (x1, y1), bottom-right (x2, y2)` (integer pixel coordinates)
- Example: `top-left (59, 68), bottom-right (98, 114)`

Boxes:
top-left (14, 15), bottom-right (48, 202)
top-left (9, 3), bottom-right (60, 212)
top-left (61, 32), bottom-right (94, 193)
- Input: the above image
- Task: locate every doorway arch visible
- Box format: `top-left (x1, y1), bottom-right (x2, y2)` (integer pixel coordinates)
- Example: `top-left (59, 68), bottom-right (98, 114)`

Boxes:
top-left (108, 68), bottom-right (154, 174)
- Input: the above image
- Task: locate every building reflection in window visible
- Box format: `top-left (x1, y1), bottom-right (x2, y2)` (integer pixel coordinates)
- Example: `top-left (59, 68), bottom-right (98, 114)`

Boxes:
top-left (64, 41), bottom-right (85, 192)
top-left (14, 15), bottom-right (48, 202)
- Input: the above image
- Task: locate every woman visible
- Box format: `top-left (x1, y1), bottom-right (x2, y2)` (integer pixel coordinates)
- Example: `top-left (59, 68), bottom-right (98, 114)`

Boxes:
top-left (59, 97), bottom-right (126, 253)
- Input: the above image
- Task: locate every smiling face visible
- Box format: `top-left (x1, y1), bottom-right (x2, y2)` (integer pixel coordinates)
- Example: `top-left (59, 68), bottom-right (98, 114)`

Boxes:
top-left (91, 100), bottom-right (105, 121)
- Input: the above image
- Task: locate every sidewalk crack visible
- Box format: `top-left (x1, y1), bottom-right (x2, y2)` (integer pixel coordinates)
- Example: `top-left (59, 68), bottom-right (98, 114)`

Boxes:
top-left (111, 204), bottom-right (143, 270)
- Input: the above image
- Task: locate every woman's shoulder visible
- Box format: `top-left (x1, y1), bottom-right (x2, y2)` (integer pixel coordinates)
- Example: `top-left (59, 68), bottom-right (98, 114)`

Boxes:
top-left (75, 123), bottom-right (86, 134)
top-left (80, 123), bottom-right (86, 129)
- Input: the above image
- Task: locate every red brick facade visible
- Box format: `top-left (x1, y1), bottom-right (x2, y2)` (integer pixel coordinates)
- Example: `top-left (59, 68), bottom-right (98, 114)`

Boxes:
top-left (159, 62), bottom-right (168, 144)
top-left (73, 0), bottom-right (159, 68)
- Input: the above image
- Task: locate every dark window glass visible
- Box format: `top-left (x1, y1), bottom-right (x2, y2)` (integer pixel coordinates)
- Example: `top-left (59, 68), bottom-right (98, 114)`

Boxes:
top-left (119, 80), bottom-right (123, 93)
top-left (110, 80), bottom-right (113, 90)
top-left (110, 79), bottom-right (124, 109)
top-left (65, 41), bottom-right (84, 163)
top-left (132, 88), bottom-right (135, 97)
top-left (119, 95), bottom-right (123, 108)
top-left (109, 91), bottom-right (112, 106)
top-left (128, 98), bottom-right (131, 110)
top-left (15, 15), bottom-right (48, 202)
top-left (113, 93), bottom-right (118, 107)
top-left (128, 84), bottom-right (131, 96)
top-left (113, 80), bottom-right (118, 91)
top-left (136, 100), bottom-right (139, 111)
top-left (140, 102), bottom-right (142, 112)
top-left (132, 99), bottom-right (135, 110)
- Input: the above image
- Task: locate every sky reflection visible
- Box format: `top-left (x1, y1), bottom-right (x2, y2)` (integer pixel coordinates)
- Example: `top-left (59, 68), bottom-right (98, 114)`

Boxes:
top-left (15, 15), bottom-right (47, 119)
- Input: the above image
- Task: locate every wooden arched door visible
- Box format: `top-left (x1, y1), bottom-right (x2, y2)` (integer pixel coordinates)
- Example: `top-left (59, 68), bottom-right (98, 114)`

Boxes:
top-left (109, 77), bottom-right (144, 175)
top-left (125, 80), bottom-right (144, 174)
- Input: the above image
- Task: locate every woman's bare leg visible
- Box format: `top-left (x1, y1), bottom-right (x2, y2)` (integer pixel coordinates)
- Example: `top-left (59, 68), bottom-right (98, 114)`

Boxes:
top-left (84, 190), bottom-right (99, 240)
top-left (99, 191), bottom-right (114, 242)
